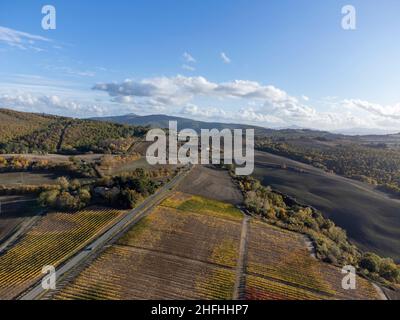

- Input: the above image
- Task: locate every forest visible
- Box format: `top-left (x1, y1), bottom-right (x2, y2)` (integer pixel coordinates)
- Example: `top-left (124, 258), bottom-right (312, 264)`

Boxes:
top-left (0, 108), bottom-right (149, 154)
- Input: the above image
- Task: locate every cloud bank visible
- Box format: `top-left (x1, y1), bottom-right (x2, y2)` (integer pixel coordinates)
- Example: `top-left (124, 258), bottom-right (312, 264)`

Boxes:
top-left (91, 75), bottom-right (400, 131)
top-left (0, 93), bottom-right (109, 117)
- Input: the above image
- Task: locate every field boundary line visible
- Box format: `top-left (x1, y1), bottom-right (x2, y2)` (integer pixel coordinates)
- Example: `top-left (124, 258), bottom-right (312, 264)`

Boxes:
top-left (114, 244), bottom-right (236, 271)
top-left (158, 204), bottom-right (243, 224)
top-left (233, 214), bottom-right (249, 300)
top-left (245, 270), bottom-right (336, 299)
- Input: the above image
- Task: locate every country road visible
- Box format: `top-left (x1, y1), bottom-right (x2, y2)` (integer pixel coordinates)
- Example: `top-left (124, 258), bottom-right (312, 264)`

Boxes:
top-left (19, 165), bottom-right (192, 300)
top-left (233, 214), bottom-right (249, 300)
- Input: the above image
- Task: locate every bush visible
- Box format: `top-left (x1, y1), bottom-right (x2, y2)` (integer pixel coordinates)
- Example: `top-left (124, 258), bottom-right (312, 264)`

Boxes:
top-left (359, 252), bottom-right (381, 273)
top-left (379, 258), bottom-right (400, 283)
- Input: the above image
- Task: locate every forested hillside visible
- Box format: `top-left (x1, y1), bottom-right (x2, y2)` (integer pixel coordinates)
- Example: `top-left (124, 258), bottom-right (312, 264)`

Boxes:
top-left (0, 108), bottom-right (148, 154)
top-left (0, 109), bottom-right (57, 142)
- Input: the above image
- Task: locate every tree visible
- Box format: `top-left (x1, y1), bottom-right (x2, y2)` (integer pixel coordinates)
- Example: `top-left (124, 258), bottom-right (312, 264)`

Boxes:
top-left (57, 177), bottom-right (70, 190)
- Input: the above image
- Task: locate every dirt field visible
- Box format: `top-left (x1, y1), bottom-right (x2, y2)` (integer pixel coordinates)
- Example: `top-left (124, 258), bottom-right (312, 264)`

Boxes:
top-left (0, 172), bottom-right (64, 186)
top-left (253, 150), bottom-right (400, 262)
top-left (177, 165), bottom-right (243, 205)
top-left (0, 195), bottom-right (39, 244)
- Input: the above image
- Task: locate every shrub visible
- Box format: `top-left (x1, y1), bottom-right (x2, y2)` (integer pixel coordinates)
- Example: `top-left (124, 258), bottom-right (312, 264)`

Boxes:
top-left (359, 252), bottom-right (381, 273)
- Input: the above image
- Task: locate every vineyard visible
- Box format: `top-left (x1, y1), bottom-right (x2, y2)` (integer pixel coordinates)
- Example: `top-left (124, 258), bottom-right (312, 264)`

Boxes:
top-left (51, 193), bottom-right (243, 299)
top-left (0, 207), bottom-right (124, 300)
top-left (54, 245), bottom-right (236, 300)
top-left (46, 193), bottom-right (381, 300)
top-left (244, 220), bottom-right (380, 300)
top-left (161, 192), bottom-right (243, 222)
top-left (245, 275), bottom-right (325, 300)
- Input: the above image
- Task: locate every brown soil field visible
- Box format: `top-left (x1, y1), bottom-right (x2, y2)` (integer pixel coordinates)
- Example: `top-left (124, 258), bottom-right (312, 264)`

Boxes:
top-left (0, 195), bottom-right (39, 244)
top-left (254, 150), bottom-right (400, 262)
top-left (0, 172), bottom-right (64, 186)
top-left (177, 165), bottom-right (243, 205)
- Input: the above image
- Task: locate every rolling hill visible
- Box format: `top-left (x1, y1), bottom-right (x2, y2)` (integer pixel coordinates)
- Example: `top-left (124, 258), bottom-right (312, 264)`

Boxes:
top-left (91, 113), bottom-right (276, 135)
top-left (0, 109), bottom-right (57, 143)
top-left (90, 113), bottom-right (354, 143)
top-left (0, 108), bottom-right (147, 154)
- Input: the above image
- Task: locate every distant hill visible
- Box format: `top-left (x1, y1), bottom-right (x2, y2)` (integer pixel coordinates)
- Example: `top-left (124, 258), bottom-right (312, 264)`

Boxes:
top-left (90, 114), bottom-right (351, 144)
top-left (4, 108), bottom-right (398, 155)
top-left (333, 127), bottom-right (400, 136)
top-left (0, 108), bottom-right (147, 154)
top-left (90, 113), bottom-right (274, 135)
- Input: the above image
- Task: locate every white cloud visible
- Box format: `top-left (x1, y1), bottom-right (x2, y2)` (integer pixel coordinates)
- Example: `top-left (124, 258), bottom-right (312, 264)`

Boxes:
top-left (178, 104), bottom-right (284, 127)
top-left (183, 52), bottom-right (196, 63)
top-left (93, 76), bottom-right (305, 107)
top-left (182, 64), bottom-right (196, 72)
top-left (302, 95), bottom-right (309, 101)
top-left (220, 52), bottom-right (231, 64)
top-left (0, 26), bottom-right (50, 50)
top-left (93, 75), bottom-right (325, 127)
top-left (0, 93), bottom-right (109, 117)
top-left (342, 99), bottom-right (400, 120)
top-left (44, 65), bottom-right (96, 77)
top-left (180, 104), bottom-right (227, 119)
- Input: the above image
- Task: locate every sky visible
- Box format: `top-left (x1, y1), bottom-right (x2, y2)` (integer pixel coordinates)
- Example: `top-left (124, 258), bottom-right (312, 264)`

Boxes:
top-left (1, 0), bottom-right (400, 132)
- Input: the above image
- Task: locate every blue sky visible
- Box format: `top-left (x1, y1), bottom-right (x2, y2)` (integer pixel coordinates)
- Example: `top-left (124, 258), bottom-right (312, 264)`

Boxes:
top-left (1, 0), bottom-right (400, 132)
